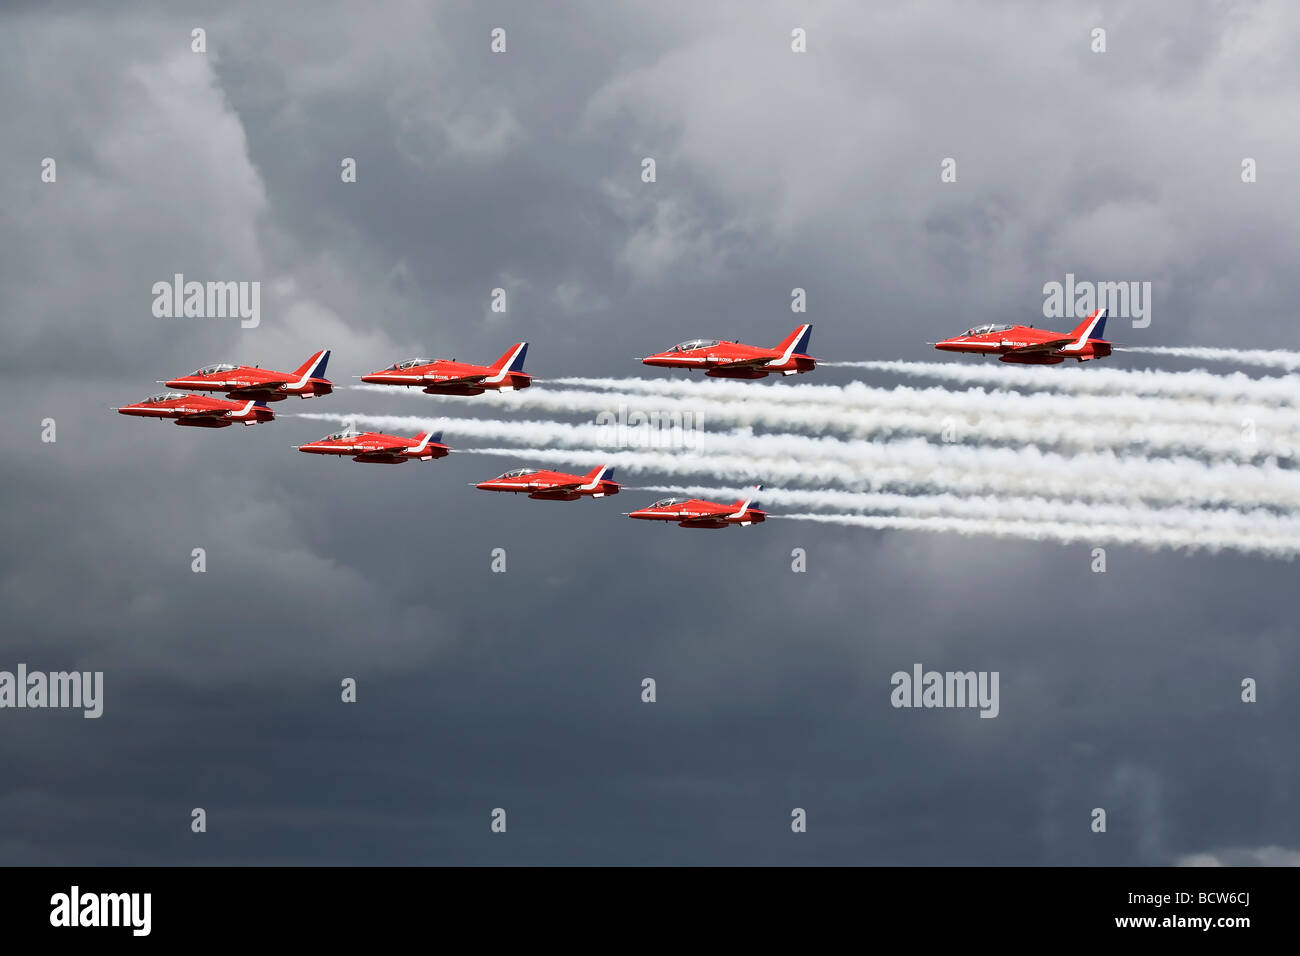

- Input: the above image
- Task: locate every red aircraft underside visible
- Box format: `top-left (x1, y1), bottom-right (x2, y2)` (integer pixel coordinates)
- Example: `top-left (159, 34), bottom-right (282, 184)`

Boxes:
top-left (627, 486), bottom-right (766, 528)
top-left (296, 427), bottom-right (449, 463)
top-left (641, 325), bottom-right (815, 379)
top-left (475, 465), bottom-right (618, 500)
top-left (360, 343), bottom-right (530, 395)
top-left (116, 393), bottom-right (275, 427)
top-left (933, 309), bottom-right (1111, 365)
top-left (164, 350), bottom-right (333, 401)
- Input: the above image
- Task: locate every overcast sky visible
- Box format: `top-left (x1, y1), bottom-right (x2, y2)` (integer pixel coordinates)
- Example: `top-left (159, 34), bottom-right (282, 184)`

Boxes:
top-left (2, 0), bottom-right (1298, 865)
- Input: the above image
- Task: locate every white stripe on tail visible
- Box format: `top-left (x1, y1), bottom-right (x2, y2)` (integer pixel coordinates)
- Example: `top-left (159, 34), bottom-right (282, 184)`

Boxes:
top-left (730, 484), bottom-right (763, 518)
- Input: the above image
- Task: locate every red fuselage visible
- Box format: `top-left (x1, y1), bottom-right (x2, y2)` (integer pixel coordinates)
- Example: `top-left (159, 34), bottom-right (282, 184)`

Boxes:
top-left (116, 393), bottom-right (275, 427)
top-left (641, 325), bottom-right (815, 379)
top-left (628, 496), bottom-right (766, 529)
top-left (164, 350), bottom-right (333, 401)
top-left (475, 466), bottom-right (619, 500)
top-left (296, 429), bottom-right (449, 463)
top-left (361, 343), bottom-right (530, 395)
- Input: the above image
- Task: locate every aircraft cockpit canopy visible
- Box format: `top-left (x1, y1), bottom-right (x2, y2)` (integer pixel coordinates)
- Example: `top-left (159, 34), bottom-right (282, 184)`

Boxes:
top-left (326, 427), bottom-right (362, 440)
top-left (146, 392), bottom-right (187, 403)
top-left (669, 339), bottom-right (719, 353)
top-left (194, 363), bottom-right (238, 375)
top-left (499, 468), bottom-right (534, 478)
top-left (964, 324), bottom-right (1013, 336)
top-left (390, 358), bottom-right (433, 370)
top-left (651, 497), bottom-right (686, 507)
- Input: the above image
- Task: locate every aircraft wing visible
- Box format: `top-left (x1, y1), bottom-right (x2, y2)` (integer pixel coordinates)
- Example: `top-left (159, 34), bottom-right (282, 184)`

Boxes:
top-left (177, 407), bottom-right (231, 419)
top-left (424, 373), bottom-right (488, 386)
top-left (1006, 339), bottom-right (1073, 354)
top-left (711, 355), bottom-right (772, 369)
top-left (678, 509), bottom-right (731, 524)
top-left (225, 381), bottom-right (290, 395)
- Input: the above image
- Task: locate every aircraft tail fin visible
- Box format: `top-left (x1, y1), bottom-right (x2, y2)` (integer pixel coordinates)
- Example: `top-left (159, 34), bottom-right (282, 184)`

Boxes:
top-left (293, 349), bottom-right (331, 380)
top-left (774, 324), bottom-right (812, 358)
top-left (1063, 310), bottom-right (1107, 351)
top-left (489, 342), bottom-right (528, 373)
top-left (580, 464), bottom-right (613, 489)
top-left (731, 483), bottom-right (763, 516)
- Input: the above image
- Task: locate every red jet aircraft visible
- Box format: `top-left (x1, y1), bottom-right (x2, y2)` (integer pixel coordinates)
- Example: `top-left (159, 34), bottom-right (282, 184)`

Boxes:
top-left (116, 393), bottom-right (275, 427)
top-left (640, 325), bottom-right (815, 378)
top-left (933, 309), bottom-right (1110, 364)
top-left (627, 486), bottom-right (765, 528)
top-left (295, 426), bottom-right (448, 463)
top-left (163, 350), bottom-right (332, 400)
top-left (475, 465), bottom-right (618, 500)
top-left (360, 343), bottom-right (530, 395)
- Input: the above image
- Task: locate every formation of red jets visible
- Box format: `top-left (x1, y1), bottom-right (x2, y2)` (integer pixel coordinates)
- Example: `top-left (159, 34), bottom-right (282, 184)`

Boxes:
top-left (116, 315), bottom-right (1116, 527)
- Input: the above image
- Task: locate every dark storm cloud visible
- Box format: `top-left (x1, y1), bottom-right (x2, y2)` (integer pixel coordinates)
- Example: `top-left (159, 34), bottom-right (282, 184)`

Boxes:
top-left (1, 0), bottom-right (1297, 864)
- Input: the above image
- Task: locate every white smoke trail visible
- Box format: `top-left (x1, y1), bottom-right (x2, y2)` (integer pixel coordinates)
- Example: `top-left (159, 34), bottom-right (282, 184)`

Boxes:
top-left (776, 513), bottom-right (1297, 558)
top-left (322, 362), bottom-right (1300, 557)
top-left (351, 382), bottom-right (1300, 462)
top-left (366, 378), bottom-right (1295, 429)
top-left (434, 431), bottom-right (1300, 513)
top-left (812, 362), bottom-right (1300, 405)
top-left (631, 483), bottom-right (1300, 538)
top-left (456, 449), bottom-right (1300, 556)
top-left (627, 479), bottom-right (1300, 557)
top-left (1117, 346), bottom-right (1300, 372)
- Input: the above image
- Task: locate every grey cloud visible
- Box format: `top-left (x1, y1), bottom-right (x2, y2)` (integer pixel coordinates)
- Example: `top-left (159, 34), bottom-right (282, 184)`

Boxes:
top-left (1, 0), bottom-right (1296, 865)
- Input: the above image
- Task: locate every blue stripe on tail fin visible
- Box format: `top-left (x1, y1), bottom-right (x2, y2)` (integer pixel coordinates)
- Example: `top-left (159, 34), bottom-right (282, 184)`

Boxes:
top-left (293, 349), bottom-right (331, 379)
top-left (1091, 311), bottom-right (1108, 341)
top-left (311, 349), bottom-right (331, 379)
top-left (507, 343), bottom-right (528, 372)
top-left (775, 324), bottom-right (812, 355)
